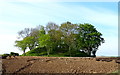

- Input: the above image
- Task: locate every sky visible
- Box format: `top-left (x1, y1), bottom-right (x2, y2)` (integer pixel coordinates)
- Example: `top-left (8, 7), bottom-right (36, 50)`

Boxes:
top-left (0, 0), bottom-right (118, 56)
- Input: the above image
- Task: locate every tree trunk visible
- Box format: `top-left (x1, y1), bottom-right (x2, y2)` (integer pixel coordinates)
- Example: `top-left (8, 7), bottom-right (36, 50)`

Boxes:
top-left (87, 47), bottom-right (92, 56)
top-left (87, 50), bottom-right (91, 56)
top-left (23, 50), bottom-right (26, 56)
top-left (47, 49), bottom-right (50, 57)
top-left (92, 50), bottom-right (96, 57)
top-left (69, 47), bottom-right (71, 57)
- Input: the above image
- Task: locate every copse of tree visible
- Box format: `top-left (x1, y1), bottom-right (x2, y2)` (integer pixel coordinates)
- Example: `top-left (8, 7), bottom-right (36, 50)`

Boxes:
top-left (15, 21), bottom-right (105, 57)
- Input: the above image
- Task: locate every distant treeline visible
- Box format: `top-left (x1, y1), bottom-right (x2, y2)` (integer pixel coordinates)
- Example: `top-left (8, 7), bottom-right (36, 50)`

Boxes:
top-left (15, 21), bottom-right (105, 57)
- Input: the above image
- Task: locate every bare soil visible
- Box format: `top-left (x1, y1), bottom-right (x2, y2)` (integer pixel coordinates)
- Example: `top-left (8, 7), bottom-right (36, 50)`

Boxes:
top-left (2, 56), bottom-right (120, 75)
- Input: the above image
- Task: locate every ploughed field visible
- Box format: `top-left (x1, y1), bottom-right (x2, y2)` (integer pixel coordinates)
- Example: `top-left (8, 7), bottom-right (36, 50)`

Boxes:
top-left (1, 56), bottom-right (120, 74)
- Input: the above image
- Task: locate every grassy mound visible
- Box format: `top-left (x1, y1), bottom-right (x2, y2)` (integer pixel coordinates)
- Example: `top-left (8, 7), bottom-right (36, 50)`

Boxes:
top-left (23, 47), bottom-right (89, 57)
top-left (24, 47), bottom-right (47, 56)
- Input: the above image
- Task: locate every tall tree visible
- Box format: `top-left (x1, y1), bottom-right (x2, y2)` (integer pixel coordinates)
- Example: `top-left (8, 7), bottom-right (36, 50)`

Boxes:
top-left (77, 23), bottom-right (105, 56)
top-left (17, 27), bottom-right (34, 51)
top-left (46, 22), bottom-right (60, 52)
top-left (29, 25), bottom-right (45, 49)
top-left (60, 21), bottom-right (78, 56)
top-left (39, 34), bottom-right (53, 56)
top-left (16, 25), bottom-right (45, 51)
top-left (15, 40), bottom-right (27, 56)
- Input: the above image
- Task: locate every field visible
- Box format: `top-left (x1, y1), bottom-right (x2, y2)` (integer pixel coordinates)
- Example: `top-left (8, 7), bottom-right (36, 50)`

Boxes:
top-left (1, 56), bottom-right (120, 75)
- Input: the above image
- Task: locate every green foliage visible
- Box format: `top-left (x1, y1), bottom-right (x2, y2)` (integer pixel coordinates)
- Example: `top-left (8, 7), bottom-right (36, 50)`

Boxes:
top-left (15, 22), bottom-right (105, 57)
top-left (2, 52), bottom-right (19, 58)
top-left (76, 23), bottom-right (105, 56)
top-left (24, 36), bottom-right (35, 50)
top-left (10, 52), bottom-right (19, 56)
top-left (60, 22), bottom-right (78, 56)
top-left (39, 34), bottom-right (52, 56)
top-left (25, 47), bottom-right (88, 57)
top-left (39, 34), bottom-right (51, 47)
top-left (2, 53), bottom-right (10, 57)
top-left (15, 40), bottom-right (27, 56)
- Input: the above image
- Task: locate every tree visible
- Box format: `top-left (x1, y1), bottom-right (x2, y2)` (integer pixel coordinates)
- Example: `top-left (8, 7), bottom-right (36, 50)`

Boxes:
top-left (60, 21), bottom-right (78, 56)
top-left (16, 27), bottom-right (35, 51)
top-left (46, 22), bottom-right (61, 52)
top-left (15, 40), bottom-right (27, 56)
top-left (77, 23), bottom-right (105, 56)
top-left (16, 25), bottom-right (45, 51)
top-left (29, 26), bottom-right (45, 49)
top-left (39, 34), bottom-right (53, 56)
top-left (23, 36), bottom-right (35, 50)
top-left (17, 28), bottom-right (33, 39)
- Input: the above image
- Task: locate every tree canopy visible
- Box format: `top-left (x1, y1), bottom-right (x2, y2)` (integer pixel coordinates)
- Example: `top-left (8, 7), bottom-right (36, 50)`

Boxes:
top-left (15, 22), bottom-right (105, 57)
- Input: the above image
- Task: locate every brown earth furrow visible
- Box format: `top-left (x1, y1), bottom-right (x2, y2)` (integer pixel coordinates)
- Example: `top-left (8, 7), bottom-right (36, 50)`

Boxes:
top-left (2, 56), bottom-right (119, 74)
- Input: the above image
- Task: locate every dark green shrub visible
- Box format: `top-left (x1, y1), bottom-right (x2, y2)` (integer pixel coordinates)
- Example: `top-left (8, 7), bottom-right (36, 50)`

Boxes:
top-left (2, 54), bottom-right (10, 59)
top-left (10, 52), bottom-right (19, 56)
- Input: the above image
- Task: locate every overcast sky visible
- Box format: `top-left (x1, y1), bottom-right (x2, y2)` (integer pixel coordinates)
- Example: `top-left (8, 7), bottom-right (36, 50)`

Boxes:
top-left (0, 0), bottom-right (118, 56)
